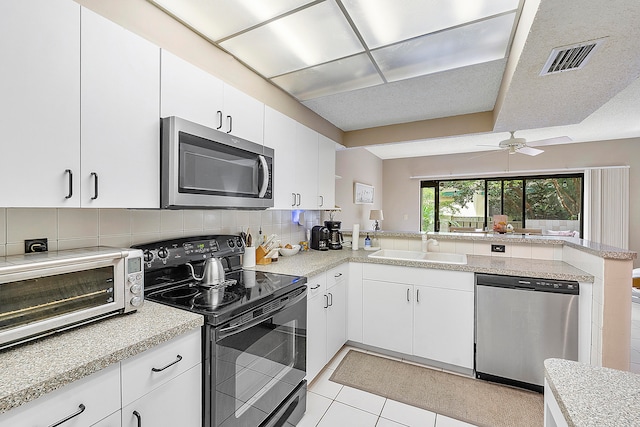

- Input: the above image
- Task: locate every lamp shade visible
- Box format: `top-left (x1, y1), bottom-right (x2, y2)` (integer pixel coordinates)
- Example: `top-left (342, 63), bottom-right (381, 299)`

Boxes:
top-left (369, 209), bottom-right (384, 220)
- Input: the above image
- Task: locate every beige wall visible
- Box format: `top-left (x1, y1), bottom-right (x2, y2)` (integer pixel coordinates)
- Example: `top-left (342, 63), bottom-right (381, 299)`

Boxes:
top-left (331, 149), bottom-right (383, 233)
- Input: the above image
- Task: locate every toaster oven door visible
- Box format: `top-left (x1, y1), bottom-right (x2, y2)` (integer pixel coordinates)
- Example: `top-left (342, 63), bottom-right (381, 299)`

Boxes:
top-left (0, 260), bottom-right (124, 349)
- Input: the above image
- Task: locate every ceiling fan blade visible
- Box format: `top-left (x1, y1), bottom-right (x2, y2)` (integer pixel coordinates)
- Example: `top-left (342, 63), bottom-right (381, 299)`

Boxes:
top-left (518, 146), bottom-right (544, 156)
top-left (527, 136), bottom-right (572, 147)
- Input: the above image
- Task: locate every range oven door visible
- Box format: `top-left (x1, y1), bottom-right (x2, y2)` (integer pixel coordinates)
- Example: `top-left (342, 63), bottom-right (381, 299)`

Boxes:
top-left (161, 116), bottom-right (273, 209)
top-left (207, 287), bottom-right (306, 427)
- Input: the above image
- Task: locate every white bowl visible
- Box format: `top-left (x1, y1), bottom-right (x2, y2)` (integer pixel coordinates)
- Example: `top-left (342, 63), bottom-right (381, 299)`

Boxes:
top-left (279, 245), bottom-right (301, 256)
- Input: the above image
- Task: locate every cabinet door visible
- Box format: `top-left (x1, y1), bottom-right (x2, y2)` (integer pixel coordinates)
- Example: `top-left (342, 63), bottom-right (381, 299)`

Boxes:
top-left (295, 123), bottom-right (319, 209)
top-left (0, 364), bottom-right (120, 427)
top-left (264, 106), bottom-right (297, 209)
top-left (92, 411), bottom-right (121, 427)
top-left (306, 273), bottom-right (327, 382)
top-left (223, 84), bottom-right (264, 143)
top-left (362, 280), bottom-right (413, 354)
top-left (80, 7), bottom-right (160, 208)
top-left (326, 279), bottom-right (347, 360)
top-left (347, 262), bottom-right (364, 343)
top-left (413, 285), bottom-right (474, 369)
top-left (160, 50), bottom-right (224, 128)
top-left (317, 134), bottom-right (336, 209)
top-left (0, 0), bottom-right (80, 207)
top-left (122, 364), bottom-right (202, 427)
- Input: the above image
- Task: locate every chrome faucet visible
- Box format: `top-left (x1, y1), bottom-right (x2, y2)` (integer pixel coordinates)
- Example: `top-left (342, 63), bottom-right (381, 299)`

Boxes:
top-left (421, 235), bottom-right (439, 252)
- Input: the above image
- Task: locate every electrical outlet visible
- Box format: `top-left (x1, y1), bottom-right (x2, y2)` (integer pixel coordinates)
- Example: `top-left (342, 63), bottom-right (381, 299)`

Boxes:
top-left (491, 244), bottom-right (506, 253)
top-left (25, 238), bottom-right (48, 253)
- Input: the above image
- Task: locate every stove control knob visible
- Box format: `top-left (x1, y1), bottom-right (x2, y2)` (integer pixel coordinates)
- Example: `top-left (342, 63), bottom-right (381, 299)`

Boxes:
top-left (143, 250), bottom-right (153, 262)
top-left (130, 283), bottom-right (142, 294)
top-left (130, 296), bottom-right (143, 307)
top-left (157, 248), bottom-right (169, 259)
top-left (227, 239), bottom-right (235, 248)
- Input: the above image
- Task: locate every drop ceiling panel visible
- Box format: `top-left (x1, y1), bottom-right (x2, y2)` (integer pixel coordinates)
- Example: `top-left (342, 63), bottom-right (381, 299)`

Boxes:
top-left (342, 0), bottom-right (520, 49)
top-left (303, 59), bottom-right (507, 131)
top-left (372, 13), bottom-right (516, 82)
top-left (220, 1), bottom-right (363, 77)
top-left (272, 53), bottom-right (383, 100)
top-left (150, 0), bottom-right (315, 41)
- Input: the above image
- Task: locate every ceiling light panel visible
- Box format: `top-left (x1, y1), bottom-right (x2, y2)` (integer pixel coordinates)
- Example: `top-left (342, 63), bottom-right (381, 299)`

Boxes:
top-left (372, 13), bottom-right (516, 82)
top-left (341, 0), bottom-right (520, 49)
top-left (272, 53), bottom-right (383, 100)
top-left (149, 0), bottom-right (314, 41)
top-left (220, 1), bottom-right (363, 78)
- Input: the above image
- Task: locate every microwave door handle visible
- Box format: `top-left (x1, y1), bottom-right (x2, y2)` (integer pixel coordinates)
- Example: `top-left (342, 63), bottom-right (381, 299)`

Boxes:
top-left (258, 155), bottom-right (269, 198)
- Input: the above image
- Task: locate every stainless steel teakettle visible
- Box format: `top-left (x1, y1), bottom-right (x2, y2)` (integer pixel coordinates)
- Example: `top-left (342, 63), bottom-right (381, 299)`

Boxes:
top-left (186, 257), bottom-right (225, 285)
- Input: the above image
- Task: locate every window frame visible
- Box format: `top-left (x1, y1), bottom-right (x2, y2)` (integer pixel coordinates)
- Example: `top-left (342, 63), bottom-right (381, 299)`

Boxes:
top-left (420, 172), bottom-right (584, 235)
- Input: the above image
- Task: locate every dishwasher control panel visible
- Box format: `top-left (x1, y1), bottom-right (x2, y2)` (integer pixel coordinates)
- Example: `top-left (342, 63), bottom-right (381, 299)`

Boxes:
top-left (476, 273), bottom-right (579, 295)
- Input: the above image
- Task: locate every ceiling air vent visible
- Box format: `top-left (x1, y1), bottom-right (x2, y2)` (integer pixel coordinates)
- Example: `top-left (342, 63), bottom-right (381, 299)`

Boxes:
top-left (540, 38), bottom-right (605, 76)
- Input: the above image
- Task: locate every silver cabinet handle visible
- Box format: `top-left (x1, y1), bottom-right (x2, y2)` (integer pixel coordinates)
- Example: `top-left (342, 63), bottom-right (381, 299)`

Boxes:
top-left (407, 288), bottom-right (410, 302)
top-left (310, 284), bottom-right (320, 290)
top-left (324, 294), bottom-right (328, 309)
top-left (328, 292), bottom-right (333, 307)
top-left (296, 193), bottom-right (301, 206)
top-left (64, 169), bottom-right (73, 199)
top-left (47, 404), bottom-right (86, 427)
top-left (90, 172), bottom-right (98, 200)
top-left (226, 115), bottom-right (232, 133)
top-left (319, 195), bottom-right (324, 207)
top-left (133, 410), bottom-right (142, 427)
top-left (216, 111), bottom-right (223, 129)
top-left (151, 354), bottom-right (182, 372)
top-left (417, 289), bottom-right (420, 303)
top-left (334, 273), bottom-right (342, 278)
top-left (292, 193), bottom-right (297, 207)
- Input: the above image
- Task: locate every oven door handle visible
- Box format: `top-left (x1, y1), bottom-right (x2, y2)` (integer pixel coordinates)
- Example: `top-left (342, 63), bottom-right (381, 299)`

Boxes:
top-left (217, 288), bottom-right (307, 340)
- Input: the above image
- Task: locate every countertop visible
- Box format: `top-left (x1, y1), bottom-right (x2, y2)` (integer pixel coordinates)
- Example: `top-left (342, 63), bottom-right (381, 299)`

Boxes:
top-left (544, 358), bottom-right (640, 426)
top-left (0, 301), bottom-right (203, 414)
top-left (254, 248), bottom-right (594, 282)
top-left (340, 231), bottom-right (637, 261)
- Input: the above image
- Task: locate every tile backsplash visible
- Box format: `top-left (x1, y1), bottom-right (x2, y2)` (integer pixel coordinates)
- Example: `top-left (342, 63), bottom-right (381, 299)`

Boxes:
top-left (0, 208), bottom-right (321, 256)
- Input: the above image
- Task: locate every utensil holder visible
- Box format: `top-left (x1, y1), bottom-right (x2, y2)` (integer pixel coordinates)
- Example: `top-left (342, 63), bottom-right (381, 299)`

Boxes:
top-left (243, 246), bottom-right (256, 268)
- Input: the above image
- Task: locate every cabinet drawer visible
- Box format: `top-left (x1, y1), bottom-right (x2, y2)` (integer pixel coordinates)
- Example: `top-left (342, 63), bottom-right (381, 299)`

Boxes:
top-left (363, 264), bottom-right (473, 291)
top-left (0, 363), bottom-right (120, 427)
top-left (307, 273), bottom-right (326, 297)
top-left (121, 328), bottom-right (201, 406)
top-left (326, 263), bottom-right (348, 289)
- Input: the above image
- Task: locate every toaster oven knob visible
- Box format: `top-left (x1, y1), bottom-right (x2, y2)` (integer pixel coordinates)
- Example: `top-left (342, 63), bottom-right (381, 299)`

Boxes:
top-left (130, 296), bottom-right (143, 307)
top-left (130, 283), bottom-right (142, 294)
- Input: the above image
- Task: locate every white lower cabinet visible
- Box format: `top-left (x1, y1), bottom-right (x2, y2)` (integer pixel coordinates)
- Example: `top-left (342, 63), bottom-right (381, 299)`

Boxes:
top-left (362, 264), bottom-right (474, 369)
top-left (0, 363), bottom-right (121, 427)
top-left (0, 329), bottom-right (202, 427)
top-left (122, 365), bottom-right (202, 427)
top-left (306, 264), bottom-right (348, 382)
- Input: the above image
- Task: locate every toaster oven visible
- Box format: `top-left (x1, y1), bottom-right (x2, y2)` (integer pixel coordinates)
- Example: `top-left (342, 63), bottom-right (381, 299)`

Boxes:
top-left (0, 247), bottom-right (143, 349)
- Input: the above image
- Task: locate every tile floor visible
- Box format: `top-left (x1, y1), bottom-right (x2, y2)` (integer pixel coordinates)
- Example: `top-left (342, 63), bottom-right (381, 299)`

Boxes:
top-left (300, 302), bottom-right (640, 427)
top-left (298, 346), bottom-right (476, 427)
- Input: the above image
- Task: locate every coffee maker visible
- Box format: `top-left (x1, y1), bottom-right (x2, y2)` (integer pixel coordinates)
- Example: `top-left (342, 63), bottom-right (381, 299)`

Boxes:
top-left (310, 226), bottom-right (330, 251)
top-left (324, 221), bottom-right (343, 250)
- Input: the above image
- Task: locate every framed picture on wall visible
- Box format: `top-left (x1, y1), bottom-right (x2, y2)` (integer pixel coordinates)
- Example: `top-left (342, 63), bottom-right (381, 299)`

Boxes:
top-left (354, 182), bottom-right (374, 204)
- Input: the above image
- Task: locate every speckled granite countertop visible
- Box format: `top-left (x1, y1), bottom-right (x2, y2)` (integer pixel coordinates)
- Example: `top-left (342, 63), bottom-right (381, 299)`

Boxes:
top-left (254, 248), bottom-right (594, 282)
top-left (0, 301), bottom-right (203, 414)
top-left (544, 358), bottom-right (640, 426)
top-left (340, 231), bottom-right (637, 261)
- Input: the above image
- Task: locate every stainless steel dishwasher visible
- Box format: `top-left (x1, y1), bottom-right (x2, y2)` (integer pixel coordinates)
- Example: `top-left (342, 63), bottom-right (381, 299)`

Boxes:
top-left (475, 273), bottom-right (579, 393)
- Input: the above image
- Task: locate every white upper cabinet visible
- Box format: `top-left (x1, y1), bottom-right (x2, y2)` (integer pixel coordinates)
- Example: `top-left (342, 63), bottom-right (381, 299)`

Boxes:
top-left (161, 50), bottom-right (264, 143)
top-left (295, 122), bottom-right (319, 209)
top-left (160, 50), bottom-right (224, 130)
top-left (317, 134), bottom-right (336, 209)
top-left (0, 0), bottom-right (81, 207)
top-left (81, 8), bottom-right (160, 208)
top-left (264, 106), bottom-right (297, 208)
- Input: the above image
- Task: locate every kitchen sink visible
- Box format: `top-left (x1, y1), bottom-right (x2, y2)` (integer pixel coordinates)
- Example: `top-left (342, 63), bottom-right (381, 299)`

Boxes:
top-left (367, 249), bottom-right (467, 264)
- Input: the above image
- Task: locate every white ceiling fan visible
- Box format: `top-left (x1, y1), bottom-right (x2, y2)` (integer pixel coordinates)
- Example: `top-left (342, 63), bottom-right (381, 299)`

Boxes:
top-left (493, 131), bottom-right (573, 156)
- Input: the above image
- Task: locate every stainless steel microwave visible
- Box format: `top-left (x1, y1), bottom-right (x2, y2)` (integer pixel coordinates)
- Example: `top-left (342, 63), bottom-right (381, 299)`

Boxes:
top-left (161, 116), bottom-right (273, 209)
top-left (0, 247), bottom-right (143, 349)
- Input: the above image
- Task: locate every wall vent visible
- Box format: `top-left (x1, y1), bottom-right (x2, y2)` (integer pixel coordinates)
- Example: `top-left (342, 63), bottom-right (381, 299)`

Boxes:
top-left (540, 38), bottom-right (606, 76)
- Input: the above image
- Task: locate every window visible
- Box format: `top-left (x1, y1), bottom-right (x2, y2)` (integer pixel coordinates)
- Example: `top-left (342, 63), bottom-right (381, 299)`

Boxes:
top-left (420, 173), bottom-right (583, 236)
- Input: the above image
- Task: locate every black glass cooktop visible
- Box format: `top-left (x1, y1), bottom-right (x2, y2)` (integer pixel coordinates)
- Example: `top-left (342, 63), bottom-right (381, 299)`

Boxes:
top-left (145, 269), bottom-right (306, 325)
